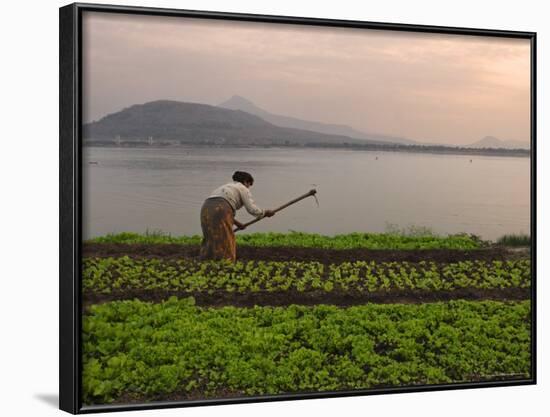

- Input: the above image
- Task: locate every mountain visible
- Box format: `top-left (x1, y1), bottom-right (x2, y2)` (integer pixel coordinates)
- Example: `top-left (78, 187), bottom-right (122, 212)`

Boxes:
top-left (83, 100), bottom-right (395, 146)
top-left (219, 95), bottom-right (418, 145)
top-left (467, 136), bottom-right (530, 150)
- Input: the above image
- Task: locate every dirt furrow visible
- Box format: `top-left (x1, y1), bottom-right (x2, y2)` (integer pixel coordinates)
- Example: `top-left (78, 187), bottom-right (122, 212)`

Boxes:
top-left (83, 287), bottom-right (530, 310)
top-left (83, 243), bottom-right (528, 263)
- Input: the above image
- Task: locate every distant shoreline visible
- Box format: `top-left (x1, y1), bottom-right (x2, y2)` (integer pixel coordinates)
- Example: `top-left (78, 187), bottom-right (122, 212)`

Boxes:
top-left (82, 141), bottom-right (530, 158)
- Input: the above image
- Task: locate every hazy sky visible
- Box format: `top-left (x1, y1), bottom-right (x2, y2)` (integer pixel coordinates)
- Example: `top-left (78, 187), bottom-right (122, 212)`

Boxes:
top-left (82, 11), bottom-right (531, 145)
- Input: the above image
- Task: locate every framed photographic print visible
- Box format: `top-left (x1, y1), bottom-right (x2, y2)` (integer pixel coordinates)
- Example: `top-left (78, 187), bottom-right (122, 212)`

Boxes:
top-left (59, 2), bottom-right (536, 414)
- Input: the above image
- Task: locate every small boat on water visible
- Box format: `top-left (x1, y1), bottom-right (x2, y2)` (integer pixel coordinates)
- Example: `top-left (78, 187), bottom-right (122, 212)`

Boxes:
top-left (88, 161), bottom-right (99, 165)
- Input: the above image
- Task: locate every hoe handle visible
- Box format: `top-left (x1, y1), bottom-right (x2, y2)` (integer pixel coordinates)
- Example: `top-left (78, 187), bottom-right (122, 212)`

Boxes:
top-left (234, 189), bottom-right (317, 232)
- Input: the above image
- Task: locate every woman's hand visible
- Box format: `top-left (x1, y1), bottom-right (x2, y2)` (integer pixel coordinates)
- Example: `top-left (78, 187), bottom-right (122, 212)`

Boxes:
top-left (264, 209), bottom-right (276, 217)
top-left (234, 220), bottom-right (246, 230)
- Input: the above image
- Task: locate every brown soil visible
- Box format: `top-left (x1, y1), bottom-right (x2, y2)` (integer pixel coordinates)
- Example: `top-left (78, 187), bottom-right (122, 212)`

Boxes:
top-left (111, 387), bottom-right (245, 406)
top-left (83, 287), bottom-right (529, 311)
top-left (89, 372), bottom-right (529, 407)
top-left (83, 243), bottom-right (524, 263)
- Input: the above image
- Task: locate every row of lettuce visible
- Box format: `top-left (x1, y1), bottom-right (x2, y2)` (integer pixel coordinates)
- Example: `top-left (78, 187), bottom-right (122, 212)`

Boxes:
top-left (86, 231), bottom-right (486, 250)
top-left (83, 257), bottom-right (531, 295)
top-left (82, 298), bottom-right (531, 404)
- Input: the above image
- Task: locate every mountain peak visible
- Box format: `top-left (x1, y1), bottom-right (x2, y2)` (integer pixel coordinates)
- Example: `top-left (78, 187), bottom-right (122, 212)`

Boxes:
top-left (219, 95), bottom-right (264, 112)
top-left (224, 95), bottom-right (254, 105)
top-left (218, 95), bottom-right (416, 145)
top-left (468, 136), bottom-right (529, 150)
top-left (82, 99), bottom-right (382, 146)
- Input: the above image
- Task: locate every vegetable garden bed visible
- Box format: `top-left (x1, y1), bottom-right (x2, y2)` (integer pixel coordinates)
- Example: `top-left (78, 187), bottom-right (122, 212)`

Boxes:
top-left (81, 232), bottom-right (533, 405)
top-left (86, 231), bottom-right (485, 250)
top-left (82, 298), bottom-right (531, 405)
top-left (82, 257), bottom-right (530, 306)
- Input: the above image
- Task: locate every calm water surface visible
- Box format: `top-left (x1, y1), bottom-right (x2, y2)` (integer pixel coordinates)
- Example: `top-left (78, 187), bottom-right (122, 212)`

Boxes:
top-left (83, 146), bottom-right (530, 241)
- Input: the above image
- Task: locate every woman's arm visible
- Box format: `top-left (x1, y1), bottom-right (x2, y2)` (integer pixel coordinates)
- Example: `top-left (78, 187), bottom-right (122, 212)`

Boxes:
top-left (239, 186), bottom-right (265, 217)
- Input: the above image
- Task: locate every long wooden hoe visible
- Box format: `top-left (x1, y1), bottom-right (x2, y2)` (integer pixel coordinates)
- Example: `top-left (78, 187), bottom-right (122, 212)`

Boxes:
top-left (234, 189), bottom-right (318, 232)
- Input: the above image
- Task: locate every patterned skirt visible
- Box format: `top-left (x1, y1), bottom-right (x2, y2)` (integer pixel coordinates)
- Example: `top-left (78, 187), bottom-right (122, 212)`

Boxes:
top-left (199, 197), bottom-right (237, 261)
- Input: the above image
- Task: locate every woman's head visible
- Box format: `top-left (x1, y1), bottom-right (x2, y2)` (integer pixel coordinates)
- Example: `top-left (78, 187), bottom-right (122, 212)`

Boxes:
top-left (232, 171), bottom-right (254, 188)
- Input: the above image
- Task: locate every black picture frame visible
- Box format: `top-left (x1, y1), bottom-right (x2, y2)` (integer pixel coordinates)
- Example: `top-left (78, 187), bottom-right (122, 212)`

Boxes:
top-left (60, 2), bottom-right (537, 414)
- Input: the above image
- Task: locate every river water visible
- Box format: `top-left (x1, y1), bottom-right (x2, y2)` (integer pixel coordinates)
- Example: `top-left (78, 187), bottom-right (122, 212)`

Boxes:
top-left (83, 146), bottom-right (530, 241)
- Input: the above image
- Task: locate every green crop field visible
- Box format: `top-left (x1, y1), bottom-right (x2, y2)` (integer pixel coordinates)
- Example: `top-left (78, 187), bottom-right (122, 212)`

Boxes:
top-left (83, 257), bottom-right (530, 295)
top-left (81, 232), bottom-right (532, 405)
top-left (82, 298), bottom-right (531, 404)
top-left (86, 231), bottom-right (484, 250)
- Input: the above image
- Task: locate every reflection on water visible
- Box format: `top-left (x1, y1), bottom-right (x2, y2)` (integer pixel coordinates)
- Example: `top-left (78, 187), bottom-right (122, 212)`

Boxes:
top-left (83, 146), bottom-right (530, 241)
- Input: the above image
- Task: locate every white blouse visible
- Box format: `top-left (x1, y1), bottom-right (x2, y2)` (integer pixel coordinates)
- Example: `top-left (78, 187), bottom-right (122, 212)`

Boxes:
top-left (207, 181), bottom-right (264, 217)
